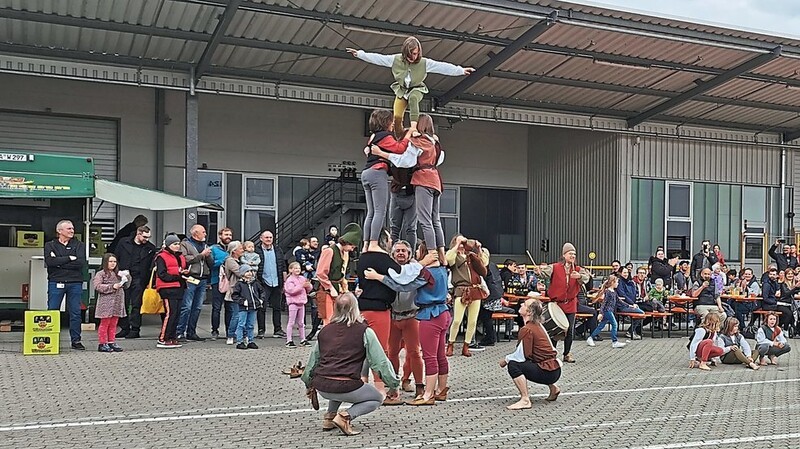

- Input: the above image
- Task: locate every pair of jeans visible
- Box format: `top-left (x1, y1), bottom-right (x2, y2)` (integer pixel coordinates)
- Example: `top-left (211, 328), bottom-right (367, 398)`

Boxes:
top-left (389, 192), bottom-right (417, 249)
top-left (177, 280), bottom-right (207, 337)
top-left (235, 309), bottom-right (256, 343)
top-left (225, 301), bottom-right (240, 339)
top-left (117, 281), bottom-right (144, 333)
top-left (257, 284), bottom-right (283, 335)
top-left (210, 284), bottom-right (224, 333)
top-left (47, 281), bottom-right (83, 343)
top-left (590, 310), bottom-right (619, 342)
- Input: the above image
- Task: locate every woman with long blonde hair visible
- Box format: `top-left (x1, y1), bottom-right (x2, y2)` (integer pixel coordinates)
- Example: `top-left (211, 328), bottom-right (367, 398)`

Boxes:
top-left (688, 311), bottom-right (723, 371)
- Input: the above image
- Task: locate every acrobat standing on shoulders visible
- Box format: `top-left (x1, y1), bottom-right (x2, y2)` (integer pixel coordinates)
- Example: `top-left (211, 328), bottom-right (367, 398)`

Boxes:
top-left (347, 36), bottom-right (474, 135)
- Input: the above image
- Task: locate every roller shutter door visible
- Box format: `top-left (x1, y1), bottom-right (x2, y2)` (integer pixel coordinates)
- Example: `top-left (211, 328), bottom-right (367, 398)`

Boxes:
top-left (0, 111), bottom-right (118, 237)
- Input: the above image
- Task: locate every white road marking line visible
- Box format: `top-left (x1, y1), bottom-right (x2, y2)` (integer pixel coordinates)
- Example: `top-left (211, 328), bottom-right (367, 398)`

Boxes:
top-left (447, 377), bottom-right (800, 403)
top-left (363, 403), bottom-right (800, 449)
top-left (624, 433), bottom-right (800, 449)
top-left (1, 378), bottom-right (797, 433)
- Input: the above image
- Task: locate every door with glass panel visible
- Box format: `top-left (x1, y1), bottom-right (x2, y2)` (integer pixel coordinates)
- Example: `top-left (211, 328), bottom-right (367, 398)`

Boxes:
top-left (666, 182), bottom-right (692, 259)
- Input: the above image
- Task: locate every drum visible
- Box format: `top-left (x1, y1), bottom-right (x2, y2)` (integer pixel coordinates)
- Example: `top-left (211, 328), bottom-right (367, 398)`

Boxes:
top-left (542, 302), bottom-right (569, 340)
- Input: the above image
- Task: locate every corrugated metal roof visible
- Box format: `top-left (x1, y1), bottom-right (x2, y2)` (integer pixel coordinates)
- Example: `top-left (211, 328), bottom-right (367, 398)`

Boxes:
top-left (2, 0), bottom-right (800, 136)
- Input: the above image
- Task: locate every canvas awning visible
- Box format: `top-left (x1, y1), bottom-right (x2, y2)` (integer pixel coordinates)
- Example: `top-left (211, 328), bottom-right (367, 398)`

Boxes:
top-left (94, 178), bottom-right (223, 211)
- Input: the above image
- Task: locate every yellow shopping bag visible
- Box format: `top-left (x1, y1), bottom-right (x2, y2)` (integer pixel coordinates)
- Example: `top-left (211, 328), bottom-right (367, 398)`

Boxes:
top-left (140, 268), bottom-right (165, 314)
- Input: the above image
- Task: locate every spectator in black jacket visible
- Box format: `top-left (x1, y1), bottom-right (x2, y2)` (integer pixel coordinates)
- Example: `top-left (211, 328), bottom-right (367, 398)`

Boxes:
top-left (649, 248), bottom-right (677, 289)
top-left (44, 219), bottom-right (87, 350)
top-left (499, 259), bottom-right (518, 288)
top-left (768, 240), bottom-right (792, 272)
top-left (107, 215), bottom-right (148, 254)
top-left (479, 261), bottom-right (514, 346)
top-left (115, 226), bottom-right (157, 339)
top-left (255, 230), bottom-right (287, 338)
top-left (691, 240), bottom-right (717, 282)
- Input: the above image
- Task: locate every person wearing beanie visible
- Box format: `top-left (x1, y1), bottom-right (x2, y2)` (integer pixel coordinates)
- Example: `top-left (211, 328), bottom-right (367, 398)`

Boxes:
top-left (231, 264), bottom-right (265, 350)
top-left (155, 234), bottom-right (188, 348)
top-left (533, 242), bottom-right (590, 363)
top-left (316, 224), bottom-right (361, 325)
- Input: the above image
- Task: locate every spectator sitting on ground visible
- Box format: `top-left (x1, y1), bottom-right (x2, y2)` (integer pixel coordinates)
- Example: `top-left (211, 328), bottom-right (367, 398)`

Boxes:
top-left (718, 317), bottom-right (759, 370)
top-left (755, 312), bottom-right (791, 366)
top-left (688, 311), bottom-right (723, 371)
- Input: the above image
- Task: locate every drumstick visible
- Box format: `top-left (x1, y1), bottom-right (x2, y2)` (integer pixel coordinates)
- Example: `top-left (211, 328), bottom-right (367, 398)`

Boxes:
top-left (526, 250), bottom-right (537, 266)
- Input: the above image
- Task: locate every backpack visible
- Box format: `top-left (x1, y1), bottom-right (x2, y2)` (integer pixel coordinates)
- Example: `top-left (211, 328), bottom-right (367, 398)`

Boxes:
top-left (218, 264), bottom-right (230, 293)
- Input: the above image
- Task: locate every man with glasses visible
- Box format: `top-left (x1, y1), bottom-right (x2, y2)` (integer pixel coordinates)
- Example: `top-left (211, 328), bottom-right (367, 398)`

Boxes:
top-left (115, 226), bottom-right (157, 339)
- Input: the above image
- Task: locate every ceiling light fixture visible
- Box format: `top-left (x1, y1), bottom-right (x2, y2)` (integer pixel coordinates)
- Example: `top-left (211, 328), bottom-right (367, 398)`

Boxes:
top-left (342, 24), bottom-right (407, 38)
top-left (593, 59), bottom-right (651, 71)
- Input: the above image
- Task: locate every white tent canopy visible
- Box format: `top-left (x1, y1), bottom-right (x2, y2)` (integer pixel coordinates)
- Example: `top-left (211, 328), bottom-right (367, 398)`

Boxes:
top-left (94, 178), bottom-right (223, 211)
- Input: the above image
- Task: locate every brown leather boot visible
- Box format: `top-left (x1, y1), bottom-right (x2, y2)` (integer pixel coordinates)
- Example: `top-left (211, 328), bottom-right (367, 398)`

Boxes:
top-left (446, 342), bottom-right (454, 357)
top-left (332, 412), bottom-right (360, 436)
top-left (322, 412), bottom-right (336, 431)
top-left (415, 384), bottom-right (425, 398)
top-left (461, 343), bottom-right (472, 357)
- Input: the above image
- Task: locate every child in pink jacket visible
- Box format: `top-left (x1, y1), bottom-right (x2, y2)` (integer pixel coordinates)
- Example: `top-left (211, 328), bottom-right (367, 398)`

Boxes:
top-left (284, 261), bottom-right (313, 348)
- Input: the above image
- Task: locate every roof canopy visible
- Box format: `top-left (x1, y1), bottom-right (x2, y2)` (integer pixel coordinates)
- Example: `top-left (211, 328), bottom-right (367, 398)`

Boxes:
top-left (3, 0), bottom-right (800, 140)
top-left (94, 179), bottom-right (223, 211)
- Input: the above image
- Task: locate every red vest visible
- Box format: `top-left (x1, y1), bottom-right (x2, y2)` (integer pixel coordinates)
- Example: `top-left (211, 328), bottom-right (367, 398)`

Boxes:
top-left (155, 250), bottom-right (187, 291)
top-left (547, 262), bottom-right (581, 313)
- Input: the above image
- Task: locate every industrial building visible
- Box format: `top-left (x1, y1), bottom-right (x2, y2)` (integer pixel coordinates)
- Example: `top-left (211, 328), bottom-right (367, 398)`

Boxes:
top-left (2, 0), bottom-right (800, 299)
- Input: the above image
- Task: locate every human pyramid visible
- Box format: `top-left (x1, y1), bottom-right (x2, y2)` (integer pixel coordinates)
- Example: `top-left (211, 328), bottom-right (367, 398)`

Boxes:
top-left (300, 37), bottom-right (569, 436)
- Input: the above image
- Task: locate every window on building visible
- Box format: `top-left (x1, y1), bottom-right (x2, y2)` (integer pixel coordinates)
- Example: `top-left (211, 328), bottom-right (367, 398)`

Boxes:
top-left (243, 176), bottom-right (277, 239)
top-left (197, 170), bottom-right (224, 244)
top-left (459, 187), bottom-right (526, 254)
top-left (666, 182), bottom-right (692, 259)
top-left (630, 178), bottom-right (666, 260)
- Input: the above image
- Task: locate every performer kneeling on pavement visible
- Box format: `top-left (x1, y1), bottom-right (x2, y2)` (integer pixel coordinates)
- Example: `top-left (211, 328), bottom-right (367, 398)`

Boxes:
top-left (302, 292), bottom-right (399, 436)
top-left (500, 298), bottom-right (562, 410)
top-left (534, 242), bottom-right (591, 363)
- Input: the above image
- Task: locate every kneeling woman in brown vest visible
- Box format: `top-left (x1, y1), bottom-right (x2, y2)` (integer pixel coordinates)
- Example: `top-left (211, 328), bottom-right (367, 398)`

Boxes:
top-left (500, 298), bottom-right (562, 410)
top-left (302, 293), bottom-right (400, 436)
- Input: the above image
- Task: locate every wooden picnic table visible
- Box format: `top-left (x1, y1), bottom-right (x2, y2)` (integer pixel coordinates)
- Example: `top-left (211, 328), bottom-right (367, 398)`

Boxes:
top-left (503, 293), bottom-right (550, 304)
top-left (719, 294), bottom-right (761, 302)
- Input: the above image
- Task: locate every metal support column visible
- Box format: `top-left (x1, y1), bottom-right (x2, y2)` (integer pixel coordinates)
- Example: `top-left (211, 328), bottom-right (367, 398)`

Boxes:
top-left (155, 89), bottom-right (167, 238)
top-left (185, 77), bottom-right (199, 227)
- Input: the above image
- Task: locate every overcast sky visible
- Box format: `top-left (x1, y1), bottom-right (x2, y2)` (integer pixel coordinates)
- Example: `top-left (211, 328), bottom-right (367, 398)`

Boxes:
top-left (576, 0), bottom-right (800, 39)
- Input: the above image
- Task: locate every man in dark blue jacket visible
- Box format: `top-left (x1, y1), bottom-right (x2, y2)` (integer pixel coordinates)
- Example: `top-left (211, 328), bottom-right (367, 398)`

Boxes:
top-left (44, 220), bottom-right (87, 350)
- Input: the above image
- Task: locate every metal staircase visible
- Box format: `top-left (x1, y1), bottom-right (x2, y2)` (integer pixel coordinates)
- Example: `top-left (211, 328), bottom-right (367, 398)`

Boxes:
top-left (275, 177), bottom-right (364, 252)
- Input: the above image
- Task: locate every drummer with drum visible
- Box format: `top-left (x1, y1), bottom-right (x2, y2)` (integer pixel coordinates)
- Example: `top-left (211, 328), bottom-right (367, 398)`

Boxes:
top-left (533, 242), bottom-right (591, 364)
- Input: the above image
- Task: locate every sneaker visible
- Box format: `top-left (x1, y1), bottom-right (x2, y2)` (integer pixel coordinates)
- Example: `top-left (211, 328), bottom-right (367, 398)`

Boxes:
top-left (71, 342), bottom-right (86, 351)
top-left (468, 343), bottom-right (485, 351)
top-left (97, 344), bottom-right (113, 352)
top-left (274, 330), bottom-right (287, 338)
top-left (125, 331), bottom-right (140, 339)
top-left (157, 340), bottom-right (169, 348)
top-left (586, 337), bottom-right (596, 347)
top-left (115, 330), bottom-right (129, 339)
top-left (300, 340), bottom-right (311, 347)
top-left (210, 331), bottom-right (219, 341)
top-left (177, 334), bottom-right (188, 342)
top-left (236, 342), bottom-right (247, 350)
top-left (186, 335), bottom-right (206, 342)
top-left (247, 342), bottom-right (259, 349)
top-left (612, 341), bottom-right (627, 348)
top-left (109, 343), bottom-right (123, 352)
top-left (226, 337), bottom-right (234, 345)
top-left (256, 332), bottom-right (265, 339)
top-left (632, 333), bottom-right (643, 340)
top-left (286, 341), bottom-right (297, 348)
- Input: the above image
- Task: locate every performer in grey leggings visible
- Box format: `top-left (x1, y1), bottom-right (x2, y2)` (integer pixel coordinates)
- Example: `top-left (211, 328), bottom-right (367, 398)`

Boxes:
top-left (302, 293), bottom-right (400, 436)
